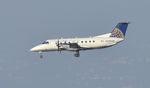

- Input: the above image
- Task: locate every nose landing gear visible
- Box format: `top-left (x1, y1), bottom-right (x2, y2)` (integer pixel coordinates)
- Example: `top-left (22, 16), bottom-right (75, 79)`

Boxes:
top-left (39, 51), bottom-right (43, 59)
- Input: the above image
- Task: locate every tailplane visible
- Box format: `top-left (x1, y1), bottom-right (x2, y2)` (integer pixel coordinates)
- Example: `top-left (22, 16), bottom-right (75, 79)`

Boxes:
top-left (110, 22), bottom-right (129, 38)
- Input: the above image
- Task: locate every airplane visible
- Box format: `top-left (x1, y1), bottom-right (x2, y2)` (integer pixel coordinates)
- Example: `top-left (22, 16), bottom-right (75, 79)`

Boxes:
top-left (30, 22), bottom-right (129, 58)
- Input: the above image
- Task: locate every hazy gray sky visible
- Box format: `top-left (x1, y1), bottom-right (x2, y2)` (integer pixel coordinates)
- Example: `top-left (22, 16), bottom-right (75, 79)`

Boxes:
top-left (0, 0), bottom-right (150, 88)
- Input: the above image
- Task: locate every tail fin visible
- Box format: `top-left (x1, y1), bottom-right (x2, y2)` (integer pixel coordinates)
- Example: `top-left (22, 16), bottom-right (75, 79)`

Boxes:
top-left (110, 22), bottom-right (129, 38)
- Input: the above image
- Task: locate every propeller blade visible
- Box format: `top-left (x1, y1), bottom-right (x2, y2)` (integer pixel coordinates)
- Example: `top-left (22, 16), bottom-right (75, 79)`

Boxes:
top-left (56, 39), bottom-right (61, 53)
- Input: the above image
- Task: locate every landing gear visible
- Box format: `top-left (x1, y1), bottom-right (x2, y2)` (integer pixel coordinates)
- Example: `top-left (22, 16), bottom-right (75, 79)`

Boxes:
top-left (74, 50), bottom-right (80, 57)
top-left (39, 51), bottom-right (43, 59)
top-left (40, 55), bottom-right (43, 58)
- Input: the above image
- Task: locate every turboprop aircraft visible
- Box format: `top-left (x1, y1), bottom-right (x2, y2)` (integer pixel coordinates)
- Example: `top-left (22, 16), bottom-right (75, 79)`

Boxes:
top-left (30, 22), bottom-right (129, 58)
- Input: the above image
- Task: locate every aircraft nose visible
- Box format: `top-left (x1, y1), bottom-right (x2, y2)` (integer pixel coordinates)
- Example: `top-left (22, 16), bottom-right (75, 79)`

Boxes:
top-left (30, 46), bottom-right (41, 52)
top-left (30, 47), bottom-right (37, 52)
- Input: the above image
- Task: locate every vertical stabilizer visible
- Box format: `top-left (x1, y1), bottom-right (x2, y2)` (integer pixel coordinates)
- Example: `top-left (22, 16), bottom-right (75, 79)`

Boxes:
top-left (110, 22), bottom-right (129, 38)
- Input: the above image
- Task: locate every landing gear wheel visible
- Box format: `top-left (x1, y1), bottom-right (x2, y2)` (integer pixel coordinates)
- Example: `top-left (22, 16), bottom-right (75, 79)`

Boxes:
top-left (40, 55), bottom-right (43, 58)
top-left (74, 51), bottom-right (80, 57)
top-left (39, 51), bottom-right (43, 59)
top-left (74, 53), bottom-right (80, 57)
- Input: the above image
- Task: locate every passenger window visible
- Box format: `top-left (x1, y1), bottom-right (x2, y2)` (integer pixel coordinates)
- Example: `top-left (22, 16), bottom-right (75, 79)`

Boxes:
top-left (89, 41), bottom-right (91, 43)
top-left (81, 41), bottom-right (83, 43)
top-left (85, 41), bottom-right (87, 43)
top-left (93, 40), bottom-right (95, 43)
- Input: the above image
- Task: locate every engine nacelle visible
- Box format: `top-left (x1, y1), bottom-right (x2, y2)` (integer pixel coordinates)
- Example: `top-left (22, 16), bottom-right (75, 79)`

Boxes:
top-left (60, 43), bottom-right (70, 49)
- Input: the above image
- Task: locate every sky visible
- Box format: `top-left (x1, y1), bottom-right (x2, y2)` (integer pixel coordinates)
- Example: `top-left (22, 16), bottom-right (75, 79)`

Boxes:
top-left (0, 0), bottom-right (150, 88)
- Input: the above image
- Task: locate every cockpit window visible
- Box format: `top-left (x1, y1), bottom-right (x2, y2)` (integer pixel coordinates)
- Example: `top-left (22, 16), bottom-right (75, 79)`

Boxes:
top-left (42, 41), bottom-right (49, 44)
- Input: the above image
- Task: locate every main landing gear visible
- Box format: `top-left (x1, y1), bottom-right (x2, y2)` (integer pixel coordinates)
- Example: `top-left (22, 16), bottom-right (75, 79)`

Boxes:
top-left (74, 50), bottom-right (80, 57)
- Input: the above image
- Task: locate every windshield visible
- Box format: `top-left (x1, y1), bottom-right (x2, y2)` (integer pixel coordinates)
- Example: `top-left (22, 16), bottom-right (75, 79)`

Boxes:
top-left (42, 41), bottom-right (49, 44)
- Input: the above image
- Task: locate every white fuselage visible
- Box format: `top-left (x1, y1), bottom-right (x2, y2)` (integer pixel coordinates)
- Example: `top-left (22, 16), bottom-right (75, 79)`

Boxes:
top-left (30, 22), bottom-right (129, 58)
top-left (30, 35), bottom-right (124, 52)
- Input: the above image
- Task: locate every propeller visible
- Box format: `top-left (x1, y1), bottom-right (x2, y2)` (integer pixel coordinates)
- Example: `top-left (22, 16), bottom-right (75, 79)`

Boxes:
top-left (56, 39), bottom-right (61, 53)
